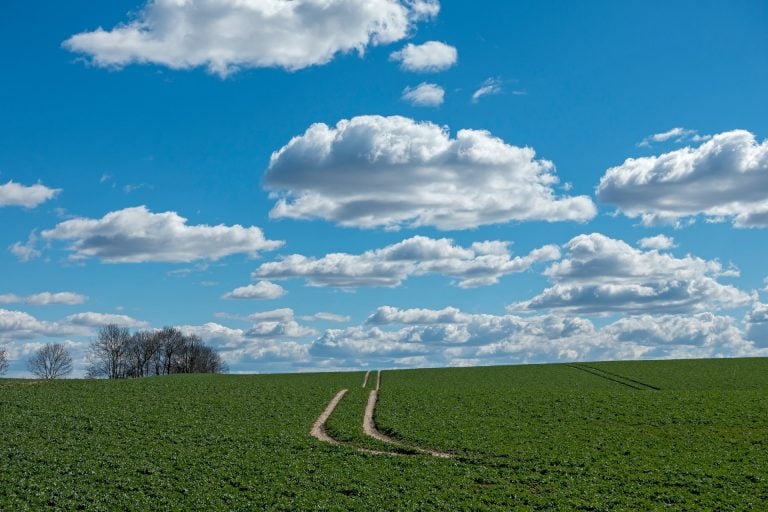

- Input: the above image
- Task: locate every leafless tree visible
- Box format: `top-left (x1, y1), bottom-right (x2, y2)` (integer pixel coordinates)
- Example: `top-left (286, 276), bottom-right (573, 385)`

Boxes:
top-left (86, 324), bottom-right (227, 379)
top-left (125, 330), bottom-right (161, 378)
top-left (27, 343), bottom-right (73, 379)
top-left (86, 324), bottom-right (131, 379)
top-left (0, 346), bottom-right (8, 375)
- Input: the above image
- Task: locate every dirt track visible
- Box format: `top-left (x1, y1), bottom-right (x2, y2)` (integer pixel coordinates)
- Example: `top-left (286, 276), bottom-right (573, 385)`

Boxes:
top-left (310, 389), bottom-right (348, 445)
top-left (310, 372), bottom-right (451, 458)
top-left (362, 372), bottom-right (452, 458)
top-left (362, 371), bottom-right (370, 388)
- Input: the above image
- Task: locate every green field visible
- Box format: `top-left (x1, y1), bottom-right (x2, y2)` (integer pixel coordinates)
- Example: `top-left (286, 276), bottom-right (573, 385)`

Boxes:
top-left (1, 358), bottom-right (767, 510)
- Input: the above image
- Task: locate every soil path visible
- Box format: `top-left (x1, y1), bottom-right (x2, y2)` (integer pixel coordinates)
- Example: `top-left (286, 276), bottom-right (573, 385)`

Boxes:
top-left (310, 388), bottom-right (396, 455)
top-left (310, 389), bottom-right (349, 445)
top-left (362, 371), bottom-right (370, 388)
top-left (362, 372), bottom-right (452, 458)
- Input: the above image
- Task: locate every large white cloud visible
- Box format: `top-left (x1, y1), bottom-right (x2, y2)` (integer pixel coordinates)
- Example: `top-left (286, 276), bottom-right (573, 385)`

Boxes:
top-left (0, 181), bottom-right (60, 208)
top-left (41, 206), bottom-right (282, 263)
top-left (598, 130), bottom-right (768, 227)
top-left (264, 115), bottom-right (596, 230)
top-left (0, 309), bottom-right (90, 341)
top-left (310, 306), bottom-right (763, 367)
top-left (63, 0), bottom-right (439, 76)
top-left (254, 235), bottom-right (560, 288)
top-left (0, 292), bottom-right (88, 306)
top-left (178, 322), bottom-right (310, 365)
top-left (510, 233), bottom-right (751, 314)
top-left (390, 41), bottom-right (457, 72)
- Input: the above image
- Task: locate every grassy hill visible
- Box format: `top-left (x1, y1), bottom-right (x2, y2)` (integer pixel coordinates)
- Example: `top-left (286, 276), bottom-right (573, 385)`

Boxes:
top-left (1, 358), bottom-right (766, 510)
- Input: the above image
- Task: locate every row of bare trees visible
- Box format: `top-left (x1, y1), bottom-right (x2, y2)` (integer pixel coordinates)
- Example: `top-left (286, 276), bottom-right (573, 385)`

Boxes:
top-left (0, 325), bottom-right (226, 379)
top-left (86, 325), bottom-right (227, 379)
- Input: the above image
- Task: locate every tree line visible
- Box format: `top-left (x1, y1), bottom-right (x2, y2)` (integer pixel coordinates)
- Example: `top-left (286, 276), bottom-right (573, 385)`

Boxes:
top-left (86, 325), bottom-right (227, 378)
top-left (0, 325), bottom-right (226, 379)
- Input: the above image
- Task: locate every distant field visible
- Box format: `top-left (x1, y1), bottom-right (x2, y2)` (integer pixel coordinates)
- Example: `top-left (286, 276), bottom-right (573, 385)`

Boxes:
top-left (1, 358), bottom-right (766, 510)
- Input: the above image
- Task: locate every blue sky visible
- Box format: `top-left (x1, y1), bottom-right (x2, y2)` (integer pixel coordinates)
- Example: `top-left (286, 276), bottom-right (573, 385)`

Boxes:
top-left (1, 0), bottom-right (767, 376)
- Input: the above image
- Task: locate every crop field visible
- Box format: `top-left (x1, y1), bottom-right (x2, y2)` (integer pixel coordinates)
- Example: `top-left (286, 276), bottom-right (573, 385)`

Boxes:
top-left (1, 358), bottom-right (767, 510)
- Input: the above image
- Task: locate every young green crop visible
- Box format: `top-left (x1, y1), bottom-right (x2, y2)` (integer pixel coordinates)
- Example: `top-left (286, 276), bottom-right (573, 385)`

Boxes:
top-left (1, 358), bottom-right (766, 510)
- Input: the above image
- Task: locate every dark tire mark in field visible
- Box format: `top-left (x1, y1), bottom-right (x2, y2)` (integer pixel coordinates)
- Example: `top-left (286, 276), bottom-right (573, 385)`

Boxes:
top-left (580, 365), bottom-right (660, 390)
top-left (362, 371), bottom-right (452, 458)
top-left (362, 371), bottom-right (370, 388)
top-left (568, 365), bottom-right (648, 390)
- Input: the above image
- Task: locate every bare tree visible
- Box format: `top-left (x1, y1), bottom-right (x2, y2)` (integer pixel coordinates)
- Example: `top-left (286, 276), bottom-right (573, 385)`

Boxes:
top-left (0, 346), bottom-right (8, 376)
top-left (85, 324), bottom-right (227, 379)
top-left (86, 324), bottom-right (130, 379)
top-left (27, 343), bottom-right (73, 379)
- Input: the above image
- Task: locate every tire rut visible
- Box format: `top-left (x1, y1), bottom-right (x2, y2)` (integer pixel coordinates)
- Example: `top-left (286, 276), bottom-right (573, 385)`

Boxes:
top-left (362, 371), bottom-right (452, 458)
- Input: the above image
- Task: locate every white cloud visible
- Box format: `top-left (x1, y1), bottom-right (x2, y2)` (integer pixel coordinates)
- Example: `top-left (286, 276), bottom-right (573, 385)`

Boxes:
top-left (264, 115), bottom-right (596, 230)
top-left (41, 206), bottom-right (282, 263)
top-left (510, 233), bottom-right (751, 315)
top-left (637, 127), bottom-right (710, 148)
top-left (65, 312), bottom-right (150, 329)
top-left (401, 82), bottom-right (444, 106)
top-left (390, 41), bottom-right (457, 72)
top-left (254, 235), bottom-right (561, 288)
top-left (0, 309), bottom-right (89, 341)
top-left (63, 0), bottom-right (440, 77)
top-left (309, 306), bottom-right (764, 368)
top-left (746, 302), bottom-right (768, 347)
top-left (0, 292), bottom-right (88, 306)
top-left (0, 181), bottom-right (60, 208)
top-left (301, 312), bottom-right (352, 323)
top-left (471, 78), bottom-right (502, 103)
top-left (366, 305), bottom-right (468, 325)
top-left (178, 322), bottom-right (310, 364)
top-left (598, 130), bottom-right (768, 228)
top-left (222, 281), bottom-right (286, 300)
top-left (637, 234), bottom-right (676, 250)
top-left (247, 320), bottom-right (317, 338)
top-left (9, 231), bottom-right (42, 262)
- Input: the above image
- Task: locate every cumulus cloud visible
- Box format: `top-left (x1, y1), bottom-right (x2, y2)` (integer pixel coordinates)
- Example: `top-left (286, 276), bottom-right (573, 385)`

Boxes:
top-left (222, 281), bottom-right (286, 300)
top-left (366, 305), bottom-right (468, 325)
top-left (745, 302), bottom-right (768, 347)
top-left (0, 181), bottom-right (60, 208)
top-left (65, 312), bottom-right (150, 329)
top-left (401, 82), bottom-right (444, 106)
top-left (264, 115), bottom-right (596, 230)
top-left (309, 306), bottom-right (763, 368)
top-left (0, 292), bottom-right (88, 306)
top-left (301, 312), bottom-right (352, 322)
top-left (637, 234), bottom-right (676, 250)
top-left (41, 206), bottom-right (282, 263)
top-left (637, 127), bottom-right (710, 148)
top-left (510, 233), bottom-right (751, 315)
top-left (471, 78), bottom-right (502, 103)
top-left (254, 235), bottom-right (560, 288)
top-left (0, 309), bottom-right (90, 341)
top-left (598, 130), bottom-right (768, 228)
top-left (390, 41), bottom-right (457, 72)
top-left (178, 322), bottom-right (310, 365)
top-left (8, 231), bottom-right (42, 262)
top-left (63, 0), bottom-right (440, 76)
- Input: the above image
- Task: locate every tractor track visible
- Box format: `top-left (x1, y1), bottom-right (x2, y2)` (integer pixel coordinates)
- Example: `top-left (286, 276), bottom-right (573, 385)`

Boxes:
top-left (310, 371), bottom-right (452, 458)
top-left (568, 364), bottom-right (659, 391)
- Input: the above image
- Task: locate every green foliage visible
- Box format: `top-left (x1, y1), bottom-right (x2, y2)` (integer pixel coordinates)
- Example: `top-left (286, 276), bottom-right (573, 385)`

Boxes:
top-left (1, 359), bottom-right (766, 510)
